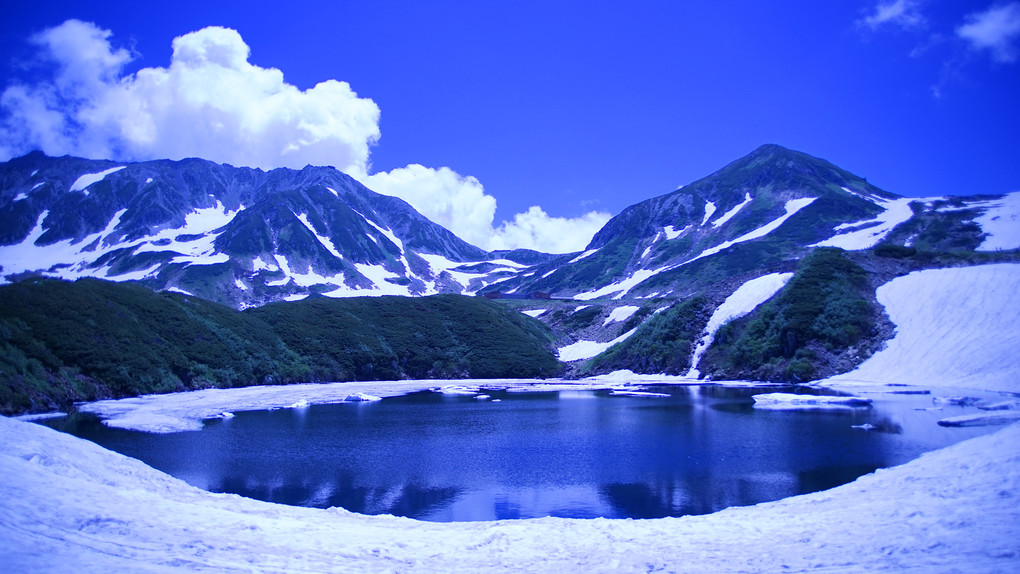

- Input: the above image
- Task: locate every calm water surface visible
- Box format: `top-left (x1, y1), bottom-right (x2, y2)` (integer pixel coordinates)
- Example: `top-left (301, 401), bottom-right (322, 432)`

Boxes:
top-left (45, 384), bottom-right (996, 522)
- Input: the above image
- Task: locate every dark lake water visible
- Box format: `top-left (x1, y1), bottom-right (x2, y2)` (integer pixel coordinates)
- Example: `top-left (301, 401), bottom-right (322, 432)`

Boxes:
top-left (44, 384), bottom-right (995, 522)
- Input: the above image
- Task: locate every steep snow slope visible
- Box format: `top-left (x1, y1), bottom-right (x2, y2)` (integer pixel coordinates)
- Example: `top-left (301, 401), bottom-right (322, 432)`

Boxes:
top-left (974, 191), bottom-right (1020, 251)
top-left (829, 263), bottom-right (1020, 393)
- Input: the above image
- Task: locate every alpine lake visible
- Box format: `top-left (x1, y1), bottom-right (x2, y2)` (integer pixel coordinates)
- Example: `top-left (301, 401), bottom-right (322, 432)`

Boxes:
top-left (43, 383), bottom-right (999, 522)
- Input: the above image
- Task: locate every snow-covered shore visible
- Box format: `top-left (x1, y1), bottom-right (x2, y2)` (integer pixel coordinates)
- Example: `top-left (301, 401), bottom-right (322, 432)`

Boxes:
top-left (3, 407), bottom-right (1018, 573)
top-left (2, 262), bottom-right (1020, 572)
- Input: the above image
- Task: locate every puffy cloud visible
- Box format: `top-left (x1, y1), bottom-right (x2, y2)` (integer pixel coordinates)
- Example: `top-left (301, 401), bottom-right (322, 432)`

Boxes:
top-left (0, 20), bottom-right (609, 253)
top-left (859, 0), bottom-right (925, 31)
top-left (364, 165), bottom-right (610, 253)
top-left (957, 2), bottom-right (1020, 63)
top-left (363, 165), bottom-right (497, 248)
top-left (489, 206), bottom-right (611, 254)
top-left (0, 20), bottom-right (380, 173)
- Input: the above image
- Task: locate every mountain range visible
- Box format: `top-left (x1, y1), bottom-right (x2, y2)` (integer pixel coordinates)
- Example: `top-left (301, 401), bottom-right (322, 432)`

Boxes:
top-left (2, 144), bottom-right (1018, 398)
top-left (0, 150), bottom-right (552, 308)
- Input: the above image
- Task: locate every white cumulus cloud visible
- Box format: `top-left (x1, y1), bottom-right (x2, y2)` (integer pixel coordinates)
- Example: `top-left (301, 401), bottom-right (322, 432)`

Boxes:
top-left (489, 206), bottom-right (612, 254)
top-left (363, 165), bottom-right (496, 248)
top-left (0, 20), bottom-right (608, 253)
top-left (957, 2), bottom-right (1020, 63)
top-left (0, 20), bottom-right (380, 174)
top-left (364, 166), bottom-right (610, 253)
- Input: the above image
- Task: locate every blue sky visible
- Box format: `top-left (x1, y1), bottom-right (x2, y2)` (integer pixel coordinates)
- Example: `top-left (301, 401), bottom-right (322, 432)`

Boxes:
top-left (1, 1), bottom-right (1018, 252)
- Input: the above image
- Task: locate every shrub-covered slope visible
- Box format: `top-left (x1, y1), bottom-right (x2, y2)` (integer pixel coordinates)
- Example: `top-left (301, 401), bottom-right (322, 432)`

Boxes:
top-left (0, 279), bottom-right (560, 415)
top-left (578, 296), bottom-right (713, 376)
top-left (249, 294), bottom-right (561, 382)
top-left (695, 248), bottom-right (883, 382)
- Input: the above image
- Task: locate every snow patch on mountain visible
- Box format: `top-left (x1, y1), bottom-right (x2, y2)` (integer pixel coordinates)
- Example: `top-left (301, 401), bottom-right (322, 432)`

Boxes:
top-left (812, 197), bottom-right (918, 250)
top-left (974, 191), bottom-right (1020, 251)
top-left (127, 201), bottom-right (240, 265)
top-left (568, 249), bottom-right (599, 264)
top-left (418, 254), bottom-right (529, 295)
top-left (295, 213), bottom-right (344, 260)
top-left (0, 208), bottom-right (132, 282)
top-left (663, 225), bottom-right (689, 240)
top-left (572, 196), bottom-right (810, 301)
top-left (251, 255), bottom-right (278, 273)
top-left (701, 201), bottom-right (716, 225)
top-left (363, 215), bottom-right (404, 252)
top-left (602, 305), bottom-right (640, 326)
top-left (687, 197), bottom-right (816, 265)
top-left (558, 328), bottom-right (638, 361)
top-left (574, 266), bottom-right (671, 301)
top-left (687, 272), bottom-right (793, 378)
top-left (711, 192), bottom-right (752, 227)
top-left (270, 254), bottom-right (345, 289)
top-left (69, 166), bottom-right (125, 194)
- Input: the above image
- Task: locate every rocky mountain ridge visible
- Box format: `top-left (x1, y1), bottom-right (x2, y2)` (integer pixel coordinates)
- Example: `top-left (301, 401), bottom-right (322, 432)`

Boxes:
top-left (0, 151), bottom-right (525, 308)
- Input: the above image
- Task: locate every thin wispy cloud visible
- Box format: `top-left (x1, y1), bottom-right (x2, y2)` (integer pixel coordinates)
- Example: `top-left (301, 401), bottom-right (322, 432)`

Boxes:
top-left (856, 1), bottom-right (1020, 98)
top-left (957, 2), bottom-right (1020, 63)
top-left (859, 0), bottom-right (925, 31)
top-left (0, 20), bottom-right (608, 253)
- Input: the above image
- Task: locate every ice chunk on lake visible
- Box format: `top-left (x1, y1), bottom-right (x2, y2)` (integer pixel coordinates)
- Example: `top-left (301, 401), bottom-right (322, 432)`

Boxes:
top-left (344, 393), bottom-right (382, 402)
top-left (438, 385), bottom-right (480, 395)
top-left (932, 396), bottom-right (983, 407)
top-left (937, 411), bottom-right (1020, 427)
top-left (978, 400), bottom-right (1020, 411)
top-left (289, 399), bottom-right (309, 408)
top-left (752, 393), bottom-right (872, 410)
top-left (609, 390), bottom-right (670, 398)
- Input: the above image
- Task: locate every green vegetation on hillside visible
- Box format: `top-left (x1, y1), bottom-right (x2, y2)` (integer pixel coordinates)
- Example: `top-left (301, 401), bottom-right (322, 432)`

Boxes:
top-left (250, 294), bottom-right (561, 381)
top-left (580, 296), bottom-right (712, 376)
top-left (0, 278), bottom-right (560, 415)
top-left (699, 248), bottom-right (877, 381)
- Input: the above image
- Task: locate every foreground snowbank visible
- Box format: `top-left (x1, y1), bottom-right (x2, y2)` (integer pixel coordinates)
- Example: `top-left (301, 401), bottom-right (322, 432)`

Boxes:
top-left (2, 411), bottom-right (1017, 573)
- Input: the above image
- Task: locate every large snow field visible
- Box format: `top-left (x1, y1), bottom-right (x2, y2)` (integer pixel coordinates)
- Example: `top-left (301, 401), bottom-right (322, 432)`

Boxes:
top-left (3, 262), bottom-right (1020, 572)
top-left (974, 191), bottom-right (1020, 251)
top-left (826, 263), bottom-right (1020, 394)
